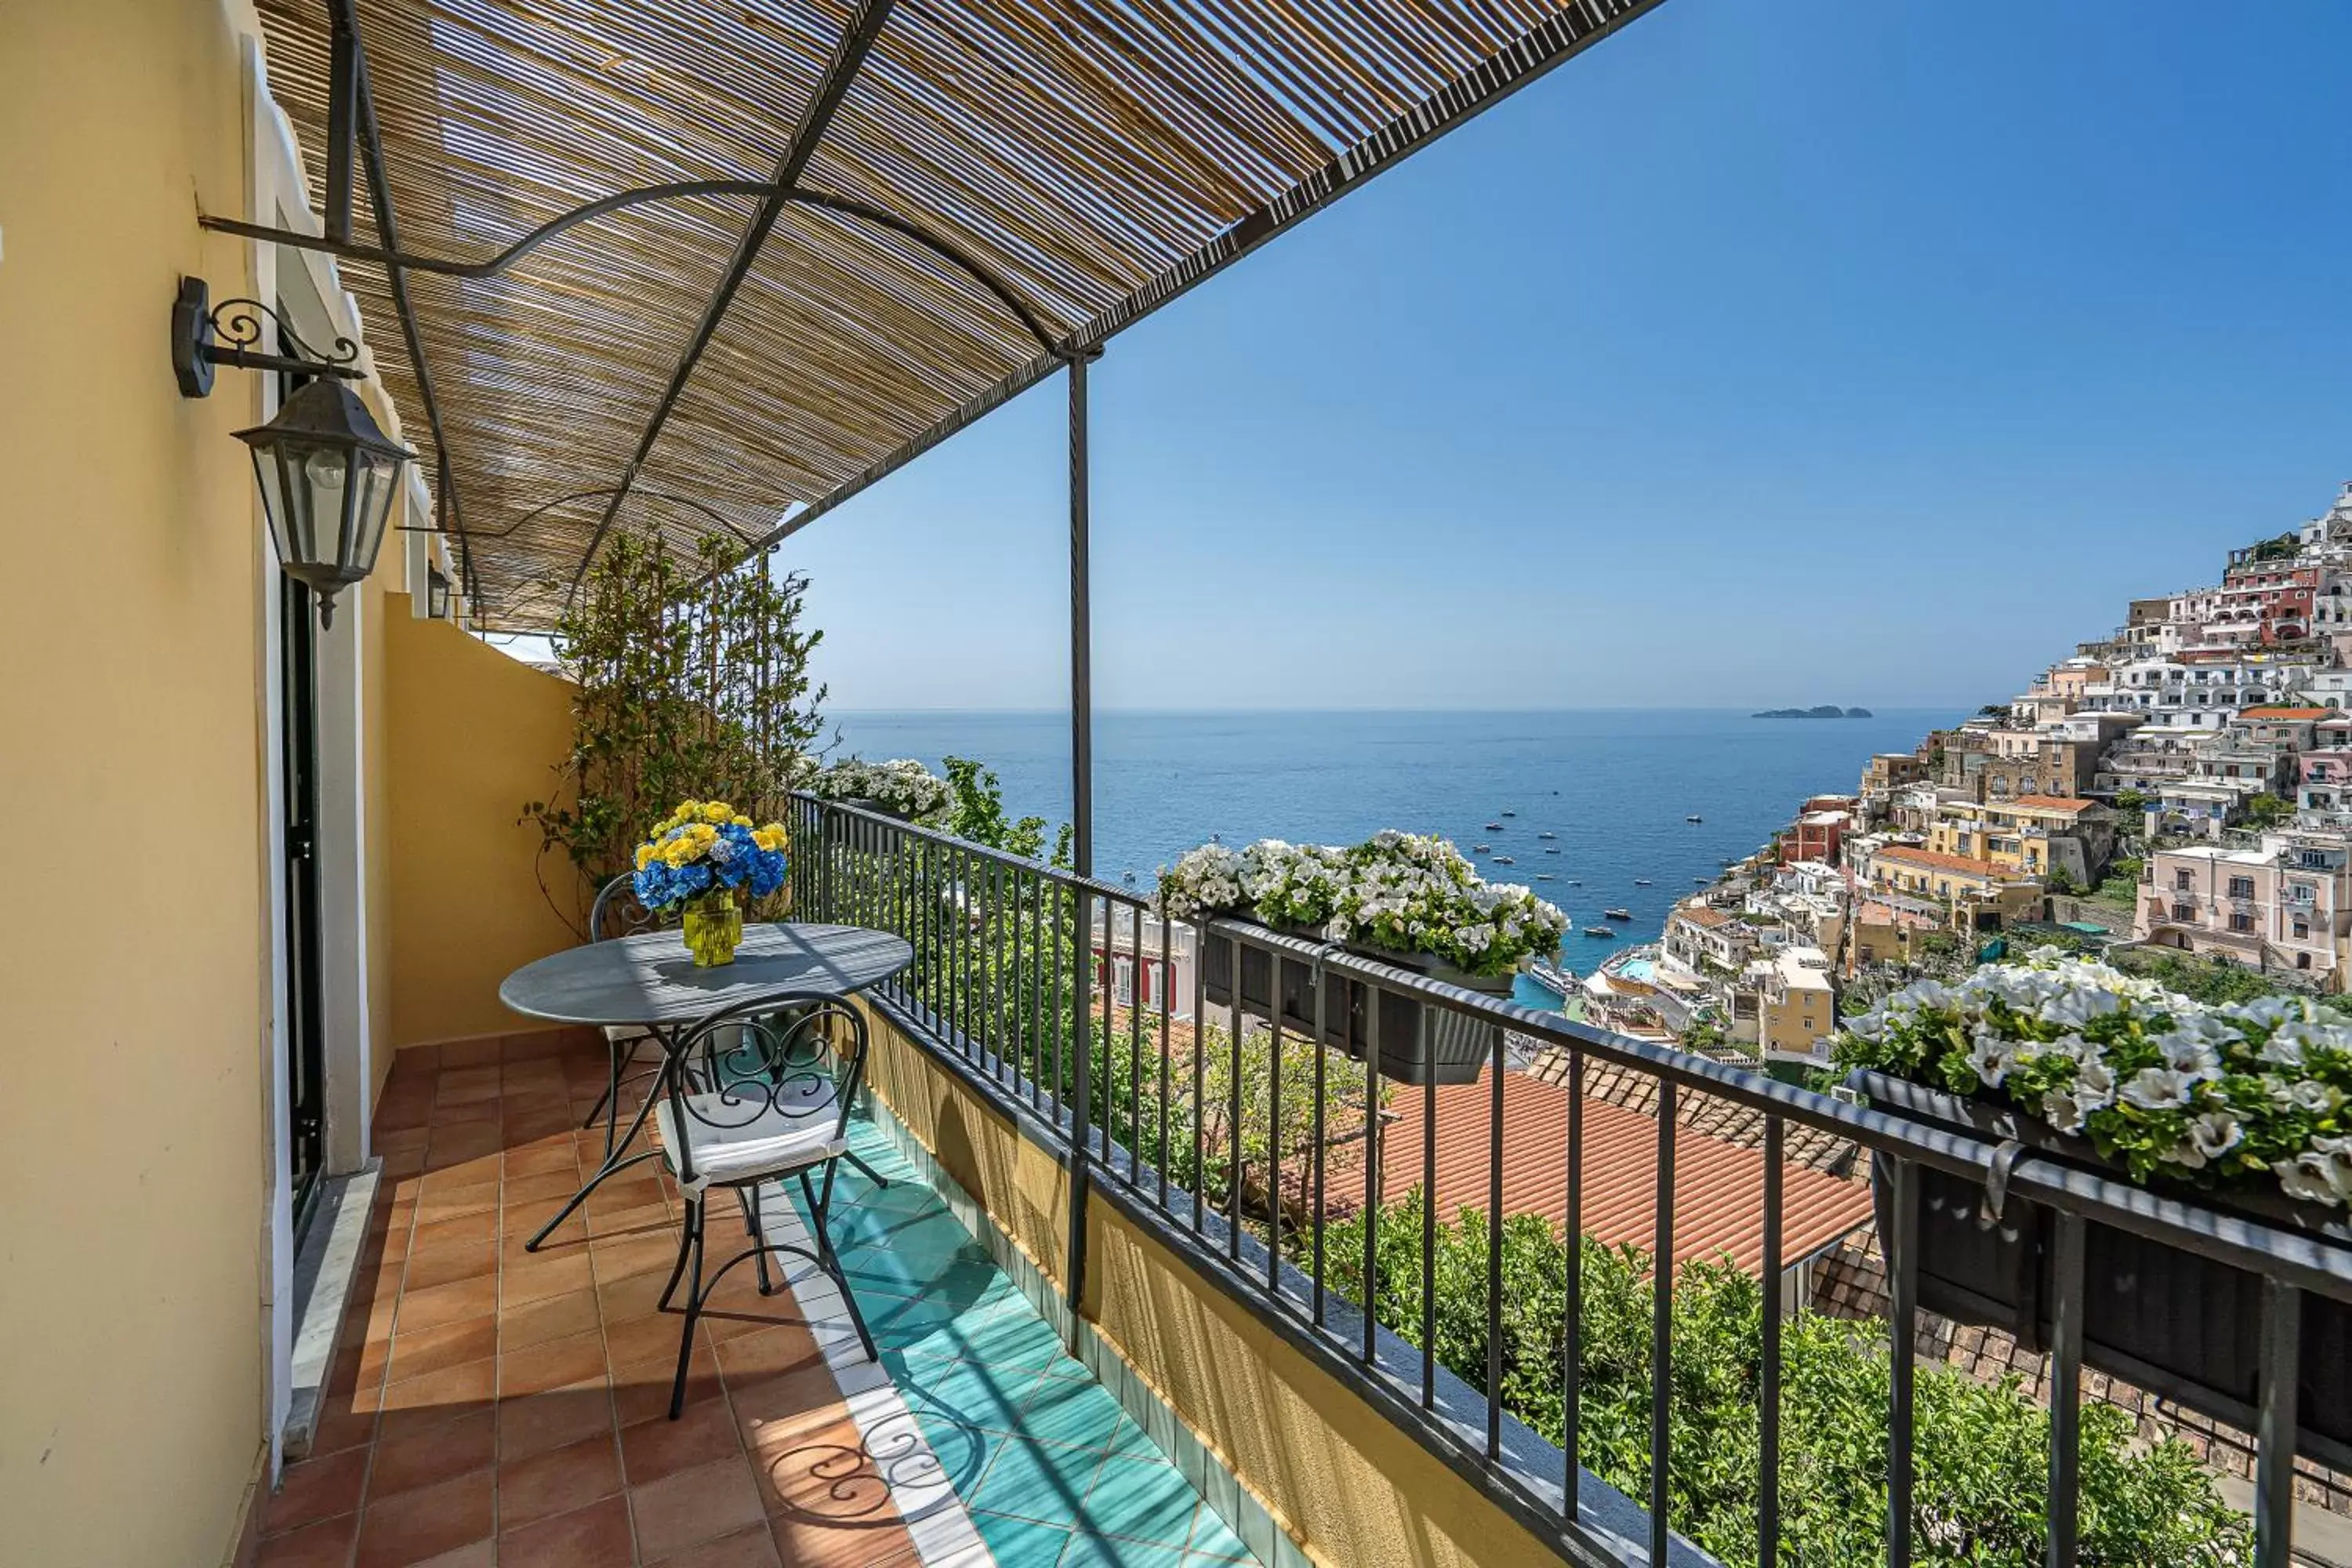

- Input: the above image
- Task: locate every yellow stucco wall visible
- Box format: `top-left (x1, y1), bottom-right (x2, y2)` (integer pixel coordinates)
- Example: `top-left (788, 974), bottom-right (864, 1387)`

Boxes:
top-left (383, 606), bottom-right (580, 1047)
top-left (856, 1008), bottom-right (1562, 1568)
top-left (0, 2), bottom-right (272, 1559)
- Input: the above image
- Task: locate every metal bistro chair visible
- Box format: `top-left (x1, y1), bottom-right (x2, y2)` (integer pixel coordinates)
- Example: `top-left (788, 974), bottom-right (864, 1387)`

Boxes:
top-left (579, 875), bottom-right (666, 1142)
top-left (652, 993), bottom-right (880, 1419)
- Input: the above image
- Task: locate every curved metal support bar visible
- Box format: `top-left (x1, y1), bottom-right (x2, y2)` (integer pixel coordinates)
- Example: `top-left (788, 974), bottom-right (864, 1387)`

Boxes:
top-left (400, 485), bottom-right (761, 545)
top-left (200, 178), bottom-right (783, 279)
top-left (782, 187), bottom-right (1058, 351)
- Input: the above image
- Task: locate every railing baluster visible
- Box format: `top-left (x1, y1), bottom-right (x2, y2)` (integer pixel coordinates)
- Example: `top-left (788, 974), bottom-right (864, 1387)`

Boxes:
top-left (1421, 1011), bottom-right (1437, 1409)
top-left (2256, 1276), bottom-right (2302, 1568)
top-left (1888, 1156), bottom-right (1918, 1568)
top-left (1129, 901), bottom-right (1144, 1188)
top-left (1267, 978), bottom-right (1284, 1294)
top-left (1229, 975), bottom-right (1246, 1265)
top-left (2045, 1208), bottom-right (2083, 1568)
top-left (1563, 1045), bottom-right (1583, 1526)
top-left (1650, 1080), bottom-right (1675, 1568)
top-left (1051, 877), bottom-right (1065, 1123)
top-left (1486, 1014), bottom-right (1504, 1461)
top-left (1157, 910), bottom-right (1172, 1210)
top-left (1759, 1112), bottom-right (1783, 1568)
top-left (1192, 925), bottom-right (1207, 1234)
top-left (1311, 950), bottom-right (1328, 1328)
top-left (1363, 989), bottom-right (1381, 1367)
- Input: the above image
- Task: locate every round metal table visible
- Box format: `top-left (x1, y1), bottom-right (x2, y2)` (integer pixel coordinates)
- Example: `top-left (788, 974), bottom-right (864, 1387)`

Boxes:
top-left (500, 921), bottom-right (913, 1250)
top-left (499, 921), bottom-right (913, 1027)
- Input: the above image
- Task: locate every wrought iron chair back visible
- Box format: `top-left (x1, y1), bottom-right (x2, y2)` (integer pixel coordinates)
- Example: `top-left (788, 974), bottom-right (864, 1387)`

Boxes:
top-left (657, 993), bottom-right (866, 1191)
top-left (590, 873), bottom-right (664, 941)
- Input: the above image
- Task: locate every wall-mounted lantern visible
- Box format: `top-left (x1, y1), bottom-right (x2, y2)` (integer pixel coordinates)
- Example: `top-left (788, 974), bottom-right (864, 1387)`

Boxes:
top-left (173, 276), bottom-right (413, 628)
top-left (426, 563), bottom-right (451, 620)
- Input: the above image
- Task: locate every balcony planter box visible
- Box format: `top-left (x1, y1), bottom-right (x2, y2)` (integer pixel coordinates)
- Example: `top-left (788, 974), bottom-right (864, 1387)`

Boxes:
top-left (1850, 1067), bottom-right (2352, 1468)
top-left (822, 797), bottom-right (916, 845)
top-left (1198, 926), bottom-right (1502, 1086)
top-left (1199, 918), bottom-right (1321, 1021)
top-left (1320, 944), bottom-right (1506, 1087)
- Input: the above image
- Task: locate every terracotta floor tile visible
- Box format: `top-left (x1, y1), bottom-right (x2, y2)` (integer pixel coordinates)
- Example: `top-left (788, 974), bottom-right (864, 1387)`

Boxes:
top-left (730, 1363), bottom-right (847, 1456)
top-left (768, 1513), bottom-right (917, 1568)
top-left (595, 1268), bottom-right (675, 1325)
top-left (405, 1541), bottom-right (495, 1568)
top-left (504, 1109), bottom-right (579, 1142)
top-left (619, 1394), bottom-right (744, 1487)
top-left (502, 1202), bottom-right (589, 1250)
top-left (368, 1409), bottom-right (495, 1503)
top-left (262, 1445), bottom-right (370, 1536)
top-left (410, 1210), bottom-right (497, 1250)
top-left (651, 1521), bottom-right (785, 1568)
top-left (496, 1429), bottom-right (623, 1529)
top-left (713, 1322), bottom-right (822, 1387)
top-left (630, 1455), bottom-right (768, 1562)
top-left (505, 1142), bottom-right (583, 1178)
top-left (751, 1416), bottom-right (893, 1523)
top-left (614, 1345), bottom-right (724, 1428)
top-left (503, 1168), bottom-right (586, 1206)
top-left (501, 1287), bottom-right (602, 1352)
top-left (505, 1249), bottom-right (595, 1308)
top-left (352, 1465), bottom-right (492, 1568)
top-left (376, 1356), bottom-right (496, 1443)
top-left (254, 1511), bottom-right (359, 1568)
top-left (439, 1038), bottom-right (503, 1069)
top-left (307, 1400), bottom-right (379, 1460)
top-left (405, 1239), bottom-right (497, 1293)
top-left (394, 1274), bottom-right (498, 1334)
top-left (414, 1181), bottom-right (500, 1223)
top-left (499, 1494), bottom-right (636, 1568)
top-left (604, 1305), bottom-right (693, 1370)
top-left (496, 1381), bottom-right (615, 1464)
top-left (500, 1326), bottom-right (611, 1399)
top-left (386, 1316), bottom-right (497, 1385)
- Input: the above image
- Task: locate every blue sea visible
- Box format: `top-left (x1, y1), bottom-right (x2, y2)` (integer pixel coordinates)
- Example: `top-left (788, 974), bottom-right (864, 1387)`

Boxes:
top-left (827, 709), bottom-right (1960, 1009)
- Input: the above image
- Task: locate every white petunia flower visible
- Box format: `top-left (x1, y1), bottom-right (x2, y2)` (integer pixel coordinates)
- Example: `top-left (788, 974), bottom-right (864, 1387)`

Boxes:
top-left (2120, 1068), bottom-right (2196, 1112)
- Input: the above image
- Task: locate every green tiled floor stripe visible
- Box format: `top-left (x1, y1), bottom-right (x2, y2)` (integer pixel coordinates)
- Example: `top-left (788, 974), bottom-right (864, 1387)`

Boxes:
top-left (793, 1118), bottom-right (1268, 1567)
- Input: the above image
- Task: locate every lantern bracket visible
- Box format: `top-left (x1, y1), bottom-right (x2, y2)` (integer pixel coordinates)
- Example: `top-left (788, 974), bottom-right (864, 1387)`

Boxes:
top-left (172, 277), bottom-right (365, 398)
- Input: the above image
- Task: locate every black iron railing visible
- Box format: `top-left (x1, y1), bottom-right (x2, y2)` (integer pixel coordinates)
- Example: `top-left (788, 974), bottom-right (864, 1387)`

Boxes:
top-left (788, 793), bottom-right (2350, 1568)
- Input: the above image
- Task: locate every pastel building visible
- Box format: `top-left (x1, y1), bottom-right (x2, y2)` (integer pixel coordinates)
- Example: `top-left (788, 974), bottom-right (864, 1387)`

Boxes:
top-left (2137, 831), bottom-right (2352, 986)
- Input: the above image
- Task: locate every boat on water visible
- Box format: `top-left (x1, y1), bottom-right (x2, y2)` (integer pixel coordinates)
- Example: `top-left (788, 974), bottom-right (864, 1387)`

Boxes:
top-left (1535, 872), bottom-right (1554, 880)
top-left (1484, 821), bottom-right (1502, 830)
top-left (1566, 879), bottom-right (1582, 886)
top-left (1528, 960), bottom-right (1576, 996)
top-left (1633, 877), bottom-right (1652, 886)
top-left (1501, 811), bottom-right (1516, 818)
top-left (1543, 846), bottom-right (1561, 855)
top-left (1472, 843), bottom-right (1490, 852)
top-left (1694, 876), bottom-right (1711, 884)
top-left (1538, 830), bottom-right (1557, 839)
top-left (1494, 855), bottom-right (1515, 865)
top-left (1603, 907), bottom-right (1632, 921)
top-left (1686, 814), bottom-right (1704, 823)
top-left (1583, 925), bottom-right (1618, 939)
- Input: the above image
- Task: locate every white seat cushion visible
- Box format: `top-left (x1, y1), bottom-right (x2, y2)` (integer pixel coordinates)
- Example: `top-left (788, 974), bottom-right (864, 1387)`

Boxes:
top-left (654, 1077), bottom-right (846, 1192)
top-left (603, 1023), bottom-right (654, 1047)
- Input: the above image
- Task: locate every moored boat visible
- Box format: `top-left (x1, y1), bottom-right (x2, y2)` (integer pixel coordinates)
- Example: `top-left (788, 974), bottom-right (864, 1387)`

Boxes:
top-left (1582, 925), bottom-right (1618, 939)
top-left (1603, 907), bottom-right (1632, 920)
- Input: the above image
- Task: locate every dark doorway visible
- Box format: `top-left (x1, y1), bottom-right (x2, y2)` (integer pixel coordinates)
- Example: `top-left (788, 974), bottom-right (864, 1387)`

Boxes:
top-left (277, 337), bottom-right (328, 1236)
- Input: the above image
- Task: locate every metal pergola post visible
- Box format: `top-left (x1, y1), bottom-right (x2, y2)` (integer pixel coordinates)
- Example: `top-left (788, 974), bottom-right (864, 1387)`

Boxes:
top-left (1062, 345), bottom-right (1101, 1326)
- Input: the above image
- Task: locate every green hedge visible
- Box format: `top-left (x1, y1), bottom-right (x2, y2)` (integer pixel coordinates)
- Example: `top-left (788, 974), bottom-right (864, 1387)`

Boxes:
top-left (1327, 1191), bottom-right (2249, 1566)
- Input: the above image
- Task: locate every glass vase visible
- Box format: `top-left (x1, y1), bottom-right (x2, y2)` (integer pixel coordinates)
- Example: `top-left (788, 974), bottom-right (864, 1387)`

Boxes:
top-left (682, 889), bottom-right (743, 967)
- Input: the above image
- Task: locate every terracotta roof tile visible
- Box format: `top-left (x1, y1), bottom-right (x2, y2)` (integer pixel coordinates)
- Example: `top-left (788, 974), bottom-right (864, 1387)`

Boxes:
top-left (1673, 906), bottom-right (1734, 929)
top-left (2009, 794), bottom-right (2098, 814)
top-left (1873, 846), bottom-right (2005, 877)
top-left (1374, 1068), bottom-right (1873, 1276)
top-left (2240, 706), bottom-right (2330, 720)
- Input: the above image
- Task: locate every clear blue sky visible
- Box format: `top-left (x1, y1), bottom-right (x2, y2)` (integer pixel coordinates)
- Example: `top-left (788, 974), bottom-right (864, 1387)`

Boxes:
top-left (771, 0), bottom-right (2352, 713)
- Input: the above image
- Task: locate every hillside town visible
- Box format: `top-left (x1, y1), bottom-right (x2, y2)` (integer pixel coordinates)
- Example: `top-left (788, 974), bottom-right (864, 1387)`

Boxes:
top-left (1583, 481), bottom-right (2352, 1073)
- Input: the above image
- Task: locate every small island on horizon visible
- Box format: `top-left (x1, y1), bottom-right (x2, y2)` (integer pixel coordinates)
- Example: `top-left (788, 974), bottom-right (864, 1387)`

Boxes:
top-left (1751, 705), bottom-right (1873, 719)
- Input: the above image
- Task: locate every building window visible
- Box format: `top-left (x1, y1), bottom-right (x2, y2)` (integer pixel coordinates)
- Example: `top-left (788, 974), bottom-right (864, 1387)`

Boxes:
top-left (2230, 911), bottom-right (2256, 933)
top-left (2300, 953), bottom-right (2314, 970)
top-left (2228, 875), bottom-right (2256, 900)
top-left (2295, 922), bottom-right (2311, 940)
top-left (1112, 956), bottom-right (1134, 1007)
top-left (2173, 902), bottom-right (2195, 922)
top-left (2175, 869), bottom-right (2193, 891)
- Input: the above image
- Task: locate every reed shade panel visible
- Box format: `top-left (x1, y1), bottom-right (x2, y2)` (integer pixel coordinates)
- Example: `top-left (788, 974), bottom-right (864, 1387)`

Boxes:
top-left (256, 0), bottom-right (1656, 630)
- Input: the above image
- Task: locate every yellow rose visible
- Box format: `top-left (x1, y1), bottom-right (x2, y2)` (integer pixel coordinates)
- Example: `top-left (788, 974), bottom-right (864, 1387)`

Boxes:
top-left (634, 843), bottom-right (655, 870)
top-left (701, 801), bottom-right (733, 823)
top-left (731, 815), bottom-right (753, 828)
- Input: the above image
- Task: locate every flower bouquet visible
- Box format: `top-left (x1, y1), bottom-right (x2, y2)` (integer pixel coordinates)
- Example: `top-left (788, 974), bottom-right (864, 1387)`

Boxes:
top-left (632, 800), bottom-right (790, 967)
top-left (1831, 948), bottom-right (2352, 1461)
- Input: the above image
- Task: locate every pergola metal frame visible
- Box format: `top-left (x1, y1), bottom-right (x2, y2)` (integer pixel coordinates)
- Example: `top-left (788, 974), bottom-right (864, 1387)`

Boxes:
top-left (209, 0), bottom-right (1668, 892)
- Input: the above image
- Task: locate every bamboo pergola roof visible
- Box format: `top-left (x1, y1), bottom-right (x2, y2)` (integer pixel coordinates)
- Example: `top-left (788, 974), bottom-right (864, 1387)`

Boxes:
top-left (254, 0), bottom-right (1664, 630)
